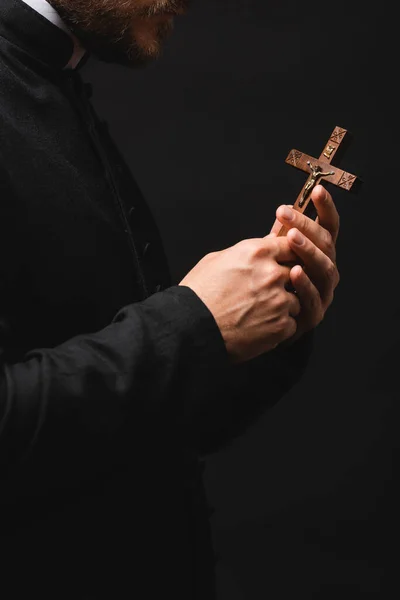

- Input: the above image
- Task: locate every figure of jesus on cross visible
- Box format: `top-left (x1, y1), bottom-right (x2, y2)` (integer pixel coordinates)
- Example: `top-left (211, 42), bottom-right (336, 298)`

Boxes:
top-left (277, 126), bottom-right (361, 237)
top-left (300, 161), bottom-right (335, 208)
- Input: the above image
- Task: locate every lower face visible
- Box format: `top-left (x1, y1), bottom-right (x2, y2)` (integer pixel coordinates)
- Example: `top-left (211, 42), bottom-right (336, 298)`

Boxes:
top-left (130, 12), bottom-right (175, 64)
top-left (55, 1), bottom-right (188, 68)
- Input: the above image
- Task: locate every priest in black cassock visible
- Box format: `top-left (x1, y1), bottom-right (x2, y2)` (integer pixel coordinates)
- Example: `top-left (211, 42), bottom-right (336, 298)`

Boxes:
top-left (0, 1), bottom-right (341, 598)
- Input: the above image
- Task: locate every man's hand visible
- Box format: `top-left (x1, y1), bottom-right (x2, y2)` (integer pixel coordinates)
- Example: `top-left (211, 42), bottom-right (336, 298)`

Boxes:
top-left (179, 235), bottom-right (302, 364)
top-left (179, 184), bottom-right (340, 365)
top-left (270, 184), bottom-right (340, 340)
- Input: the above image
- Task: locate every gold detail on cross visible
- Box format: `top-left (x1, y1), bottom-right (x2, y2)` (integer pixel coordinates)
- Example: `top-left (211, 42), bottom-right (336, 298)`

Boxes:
top-left (323, 144), bottom-right (335, 159)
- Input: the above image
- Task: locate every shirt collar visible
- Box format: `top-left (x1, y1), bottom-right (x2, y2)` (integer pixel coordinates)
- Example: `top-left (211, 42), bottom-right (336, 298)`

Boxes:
top-left (19, 0), bottom-right (86, 69)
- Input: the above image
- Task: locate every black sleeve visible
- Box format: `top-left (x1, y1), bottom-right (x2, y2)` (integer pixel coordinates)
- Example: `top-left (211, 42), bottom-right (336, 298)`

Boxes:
top-left (0, 285), bottom-right (232, 495)
top-left (0, 279), bottom-right (313, 496)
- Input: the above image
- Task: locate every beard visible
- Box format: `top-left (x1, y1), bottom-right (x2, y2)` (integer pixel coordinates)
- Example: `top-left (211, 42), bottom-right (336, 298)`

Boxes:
top-left (48, 0), bottom-right (191, 68)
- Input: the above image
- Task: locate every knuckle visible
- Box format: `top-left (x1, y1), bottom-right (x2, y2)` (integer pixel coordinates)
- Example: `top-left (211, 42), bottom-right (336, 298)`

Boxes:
top-left (323, 228), bottom-right (333, 249)
top-left (275, 318), bottom-right (292, 342)
top-left (261, 236), bottom-right (285, 261)
top-left (233, 238), bottom-right (259, 261)
top-left (325, 259), bottom-right (337, 283)
top-left (268, 263), bottom-right (284, 282)
top-left (247, 238), bottom-right (265, 257)
top-left (264, 236), bottom-right (280, 256)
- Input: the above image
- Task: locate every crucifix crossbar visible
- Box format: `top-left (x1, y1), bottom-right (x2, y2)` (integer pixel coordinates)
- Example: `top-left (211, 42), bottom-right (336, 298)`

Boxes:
top-left (277, 125), bottom-right (361, 236)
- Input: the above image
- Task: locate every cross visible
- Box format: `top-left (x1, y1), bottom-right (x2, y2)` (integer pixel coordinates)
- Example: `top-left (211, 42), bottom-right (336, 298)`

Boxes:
top-left (277, 125), bottom-right (361, 236)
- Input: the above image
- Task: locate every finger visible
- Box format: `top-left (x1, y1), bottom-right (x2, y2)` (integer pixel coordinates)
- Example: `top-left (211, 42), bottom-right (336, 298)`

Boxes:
top-left (290, 264), bottom-right (323, 325)
top-left (261, 234), bottom-right (299, 264)
top-left (311, 185), bottom-right (340, 245)
top-left (275, 202), bottom-right (335, 263)
top-left (269, 205), bottom-right (294, 236)
top-left (286, 228), bottom-right (339, 305)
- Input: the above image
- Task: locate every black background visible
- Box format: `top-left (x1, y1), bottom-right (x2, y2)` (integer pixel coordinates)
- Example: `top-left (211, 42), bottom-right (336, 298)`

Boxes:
top-left (83, 1), bottom-right (396, 597)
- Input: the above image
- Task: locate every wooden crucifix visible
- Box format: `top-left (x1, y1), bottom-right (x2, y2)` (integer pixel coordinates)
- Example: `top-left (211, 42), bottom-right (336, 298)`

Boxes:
top-left (277, 125), bottom-right (361, 236)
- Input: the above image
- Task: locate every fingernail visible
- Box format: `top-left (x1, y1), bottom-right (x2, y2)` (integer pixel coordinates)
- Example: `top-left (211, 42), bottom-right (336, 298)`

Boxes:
top-left (281, 206), bottom-right (294, 221)
top-left (291, 230), bottom-right (304, 246)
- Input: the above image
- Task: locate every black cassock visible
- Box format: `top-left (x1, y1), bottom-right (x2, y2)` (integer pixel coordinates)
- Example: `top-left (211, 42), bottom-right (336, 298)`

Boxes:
top-left (0, 1), bottom-right (314, 598)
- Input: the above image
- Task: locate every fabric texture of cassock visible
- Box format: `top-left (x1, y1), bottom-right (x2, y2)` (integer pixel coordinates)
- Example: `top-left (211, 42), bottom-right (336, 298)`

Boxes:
top-left (0, 0), bottom-right (314, 598)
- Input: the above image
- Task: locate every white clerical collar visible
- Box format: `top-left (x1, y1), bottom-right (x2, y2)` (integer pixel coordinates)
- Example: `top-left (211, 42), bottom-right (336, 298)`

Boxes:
top-left (20, 0), bottom-right (86, 69)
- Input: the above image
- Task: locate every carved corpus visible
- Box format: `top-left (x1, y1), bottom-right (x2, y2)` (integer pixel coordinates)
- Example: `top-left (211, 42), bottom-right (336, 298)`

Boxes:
top-left (277, 126), bottom-right (360, 236)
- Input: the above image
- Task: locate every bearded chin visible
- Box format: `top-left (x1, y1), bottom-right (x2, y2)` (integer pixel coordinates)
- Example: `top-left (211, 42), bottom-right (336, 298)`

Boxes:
top-left (67, 25), bottom-right (150, 68)
top-left (51, 0), bottom-right (174, 69)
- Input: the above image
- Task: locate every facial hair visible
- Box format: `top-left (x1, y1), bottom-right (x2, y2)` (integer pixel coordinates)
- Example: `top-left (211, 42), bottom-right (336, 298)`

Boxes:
top-left (48, 0), bottom-right (191, 68)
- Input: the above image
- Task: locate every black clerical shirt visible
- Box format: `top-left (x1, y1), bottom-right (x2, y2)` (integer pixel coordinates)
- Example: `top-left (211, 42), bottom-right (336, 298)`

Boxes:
top-left (0, 1), bottom-right (313, 598)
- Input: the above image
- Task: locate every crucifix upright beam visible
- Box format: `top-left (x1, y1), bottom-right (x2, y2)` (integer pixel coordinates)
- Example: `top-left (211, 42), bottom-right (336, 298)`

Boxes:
top-left (277, 125), bottom-right (361, 236)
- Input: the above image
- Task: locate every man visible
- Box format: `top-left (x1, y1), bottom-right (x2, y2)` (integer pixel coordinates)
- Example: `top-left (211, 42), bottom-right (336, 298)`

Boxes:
top-left (0, 1), bottom-right (340, 598)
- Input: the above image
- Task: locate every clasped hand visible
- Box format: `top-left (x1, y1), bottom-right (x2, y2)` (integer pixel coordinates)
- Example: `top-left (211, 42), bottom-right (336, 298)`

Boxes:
top-left (179, 184), bottom-right (340, 364)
